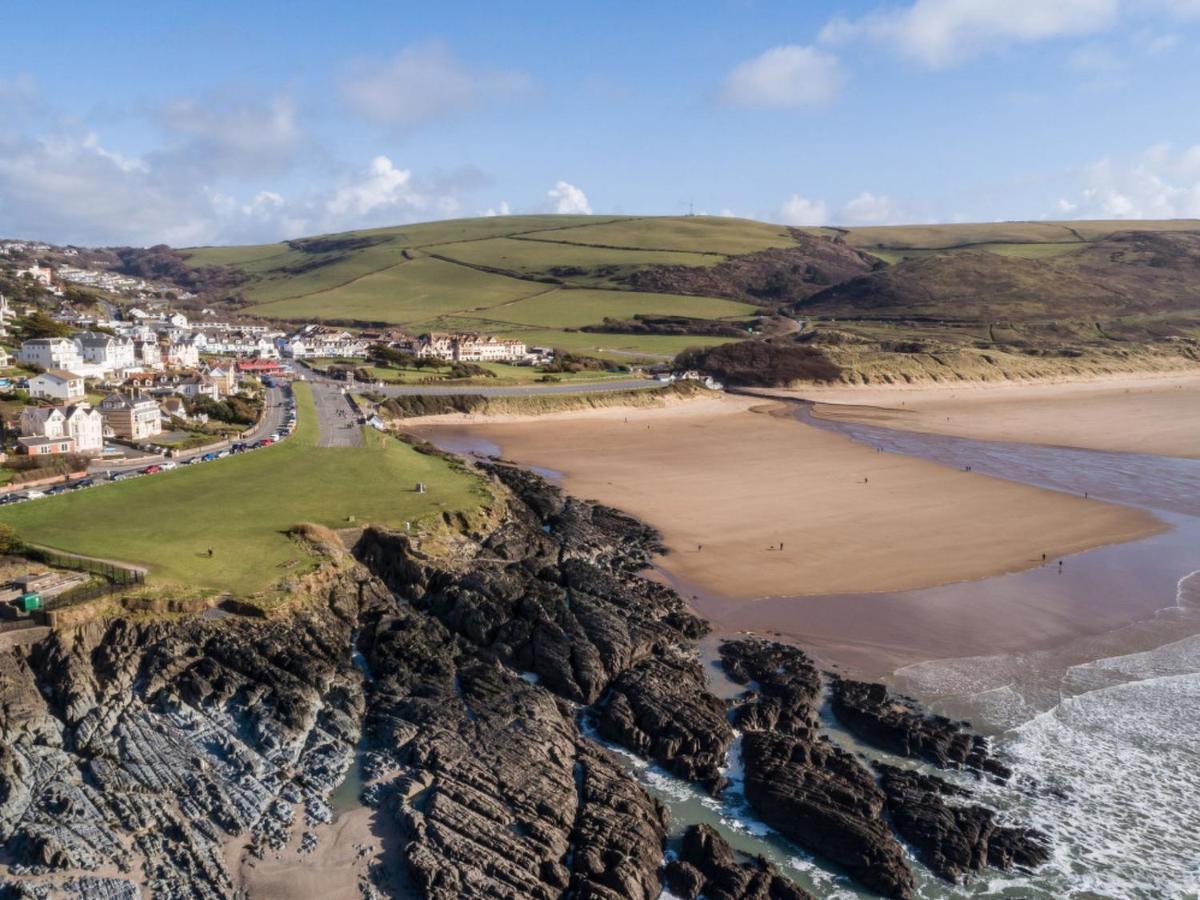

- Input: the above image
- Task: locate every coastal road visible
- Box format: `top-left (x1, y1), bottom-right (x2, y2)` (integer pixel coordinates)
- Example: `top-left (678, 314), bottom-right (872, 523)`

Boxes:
top-left (369, 378), bottom-right (665, 397)
top-left (293, 361), bottom-right (665, 399)
top-left (308, 380), bottom-right (363, 447)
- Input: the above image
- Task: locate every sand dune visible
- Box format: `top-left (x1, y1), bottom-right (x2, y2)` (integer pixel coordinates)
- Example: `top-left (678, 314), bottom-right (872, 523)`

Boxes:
top-left (407, 394), bottom-right (1163, 600)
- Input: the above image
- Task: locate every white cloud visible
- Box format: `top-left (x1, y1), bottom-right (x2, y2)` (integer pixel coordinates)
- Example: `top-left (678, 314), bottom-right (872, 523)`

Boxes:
top-left (841, 191), bottom-right (900, 224)
top-left (777, 194), bottom-right (828, 225)
top-left (324, 155), bottom-right (419, 219)
top-left (547, 180), bottom-right (592, 214)
top-left (1052, 143), bottom-right (1200, 219)
top-left (482, 201), bottom-right (511, 217)
top-left (821, 0), bottom-right (1119, 68)
top-left (157, 94), bottom-right (303, 176)
top-left (720, 45), bottom-right (844, 107)
top-left (340, 41), bottom-right (529, 128)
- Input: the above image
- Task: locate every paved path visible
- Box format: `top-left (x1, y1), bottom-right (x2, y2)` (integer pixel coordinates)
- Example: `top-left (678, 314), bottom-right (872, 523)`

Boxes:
top-left (309, 380), bottom-right (363, 447)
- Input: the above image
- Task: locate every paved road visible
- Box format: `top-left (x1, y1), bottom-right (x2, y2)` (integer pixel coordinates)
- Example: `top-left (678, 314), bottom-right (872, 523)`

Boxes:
top-left (308, 380), bottom-right (363, 447)
top-left (294, 360), bottom-right (665, 399)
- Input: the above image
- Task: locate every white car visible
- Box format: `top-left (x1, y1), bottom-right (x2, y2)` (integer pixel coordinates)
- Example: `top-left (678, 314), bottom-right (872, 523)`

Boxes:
top-left (23, 490), bottom-right (45, 499)
top-left (159, 460), bottom-right (177, 470)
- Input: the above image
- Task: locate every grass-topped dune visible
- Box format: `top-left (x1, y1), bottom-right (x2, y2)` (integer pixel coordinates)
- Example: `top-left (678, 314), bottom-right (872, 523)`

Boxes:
top-left (0, 384), bottom-right (490, 602)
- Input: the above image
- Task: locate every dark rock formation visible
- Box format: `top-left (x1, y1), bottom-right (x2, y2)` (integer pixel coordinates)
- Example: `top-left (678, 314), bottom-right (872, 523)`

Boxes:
top-left (664, 824), bottom-right (814, 900)
top-left (720, 639), bottom-right (821, 735)
top-left (874, 764), bottom-right (1051, 883)
top-left (719, 640), bottom-right (915, 899)
top-left (831, 677), bottom-right (1011, 779)
top-left (741, 732), bottom-right (916, 899)
top-left (596, 654), bottom-right (733, 793)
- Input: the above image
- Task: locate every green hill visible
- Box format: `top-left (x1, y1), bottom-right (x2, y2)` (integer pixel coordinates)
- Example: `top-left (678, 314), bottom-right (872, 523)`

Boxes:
top-left (162, 214), bottom-right (1200, 377)
top-left (178, 215), bottom-right (872, 359)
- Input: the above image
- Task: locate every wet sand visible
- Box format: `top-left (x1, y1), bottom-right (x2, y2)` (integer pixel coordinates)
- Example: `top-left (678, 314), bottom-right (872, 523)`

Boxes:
top-left (406, 395), bottom-right (1163, 600)
top-left (793, 372), bottom-right (1200, 459)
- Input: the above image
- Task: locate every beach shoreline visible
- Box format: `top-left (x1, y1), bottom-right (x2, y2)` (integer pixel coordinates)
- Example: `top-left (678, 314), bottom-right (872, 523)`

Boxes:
top-left (405, 392), bottom-right (1164, 599)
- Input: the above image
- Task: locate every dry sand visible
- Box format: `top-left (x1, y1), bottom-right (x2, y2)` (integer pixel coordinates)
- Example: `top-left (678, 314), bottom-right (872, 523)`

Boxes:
top-left (795, 372), bottom-right (1200, 459)
top-left (407, 394), bottom-right (1164, 600)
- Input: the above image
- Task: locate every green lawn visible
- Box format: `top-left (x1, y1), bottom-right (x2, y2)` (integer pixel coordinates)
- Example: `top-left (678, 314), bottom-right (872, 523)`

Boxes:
top-left (492, 328), bottom-right (739, 360)
top-left (0, 384), bottom-right (487, 598)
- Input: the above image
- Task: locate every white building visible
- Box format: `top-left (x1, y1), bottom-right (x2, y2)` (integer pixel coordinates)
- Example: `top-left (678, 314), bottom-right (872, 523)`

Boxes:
top-left (414, 333), bottom-right (527, 363)
top-left (74, 332), bottom-right (136, 373)
top-left (17, 337), bottom-right (84, 372)
top-left (21, 403), bottom-right (104, 455)
top-left (165, 339), bottom-right (200, 369)
top-left (28, 370), bottom-right (85, 402)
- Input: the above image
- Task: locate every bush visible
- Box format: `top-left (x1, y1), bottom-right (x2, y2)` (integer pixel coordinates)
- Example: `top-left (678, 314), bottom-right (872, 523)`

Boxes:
top-left (675, 340), bottom-right (842, 387)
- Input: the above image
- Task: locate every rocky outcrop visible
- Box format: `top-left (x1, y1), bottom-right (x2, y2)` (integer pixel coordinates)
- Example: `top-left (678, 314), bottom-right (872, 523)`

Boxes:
top-left (741, 732), bottom-right (916, 899)
top-left (664, 824), bottom-right (814, 900)
top-left (875, 764), bottom-right (1050, 884)
top-left (596, 654), bottom-right (733, 793)
top-left (719, 640), bottom-right (915, 899)
top-left (831, 677), bottom-right (1011, 779)
top-left (719, 639), bottom-right (821, 735)
top-left (0, 573), bottom-right (372, 898)
top-left (357, 463), bottom-right (707, 709)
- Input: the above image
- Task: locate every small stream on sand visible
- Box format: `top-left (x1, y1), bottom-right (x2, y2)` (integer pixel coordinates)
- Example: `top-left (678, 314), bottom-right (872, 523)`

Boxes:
top-left (415, 409), bottom-right (1200, 898)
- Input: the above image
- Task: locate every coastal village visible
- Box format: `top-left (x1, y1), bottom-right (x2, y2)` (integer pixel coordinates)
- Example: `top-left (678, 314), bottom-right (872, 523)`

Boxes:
top-left (0, 257), bottom-right (543, 495)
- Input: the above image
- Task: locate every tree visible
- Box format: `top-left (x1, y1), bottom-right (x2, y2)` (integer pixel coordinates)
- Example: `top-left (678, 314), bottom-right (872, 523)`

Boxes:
top-left (18, 311), bottom-right (73, 340)
top-left (0, 522), bottom-right (17, 554)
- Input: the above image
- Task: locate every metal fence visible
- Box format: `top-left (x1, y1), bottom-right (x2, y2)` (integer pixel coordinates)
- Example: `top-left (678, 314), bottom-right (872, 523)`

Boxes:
top-left (16, 543), bottom-right (145, 588)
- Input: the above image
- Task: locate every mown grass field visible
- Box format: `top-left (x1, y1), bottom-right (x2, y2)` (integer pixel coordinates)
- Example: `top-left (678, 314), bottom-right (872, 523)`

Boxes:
top-left (0, 384), bottom-right (487, 597)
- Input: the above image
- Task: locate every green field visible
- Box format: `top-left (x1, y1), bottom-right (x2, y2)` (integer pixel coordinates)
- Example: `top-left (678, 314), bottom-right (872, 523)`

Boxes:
top-left (0, 384), bottom-right (487, 598)
top-left (524, 216), bottom-right (799, 254)
top-left (247, 255), bottom-right (542, 321)
top-left (462, 287), bottom-right (757, 330)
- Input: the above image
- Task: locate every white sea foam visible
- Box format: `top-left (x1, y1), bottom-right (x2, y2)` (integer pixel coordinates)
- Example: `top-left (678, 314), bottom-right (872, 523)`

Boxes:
top-left (988, 670), bottom-right (1200, 898)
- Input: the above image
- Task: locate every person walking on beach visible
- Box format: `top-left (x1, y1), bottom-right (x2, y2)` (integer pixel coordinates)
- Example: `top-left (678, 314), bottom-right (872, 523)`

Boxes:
top-left (779, 541), bottom-right (784, 551)
top-left (697, 543), bottom-right (702, 551)
top-left (207, 547), bottom-right (214, 558)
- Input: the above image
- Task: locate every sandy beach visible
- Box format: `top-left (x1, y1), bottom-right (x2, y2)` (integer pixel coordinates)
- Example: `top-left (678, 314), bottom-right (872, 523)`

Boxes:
top-left (794, 372), bottom-right (1200, 459)
top-left (406, 394), bottom-right (1164, 600)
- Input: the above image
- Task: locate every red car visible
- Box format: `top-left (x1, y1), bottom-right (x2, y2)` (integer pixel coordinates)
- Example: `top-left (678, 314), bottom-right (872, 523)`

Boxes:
top-left (142, 465), bottom-right (162, 475)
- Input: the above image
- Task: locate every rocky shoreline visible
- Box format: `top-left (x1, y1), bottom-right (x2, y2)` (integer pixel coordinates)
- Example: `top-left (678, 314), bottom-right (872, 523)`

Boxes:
top-left (0, 463), bottom-right (1048, 899)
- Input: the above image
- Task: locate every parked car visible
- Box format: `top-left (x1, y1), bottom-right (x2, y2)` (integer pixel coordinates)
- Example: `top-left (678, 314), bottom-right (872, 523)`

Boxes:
top-left (75, 478), bottom-right (95, 488)
top-left (45, 485), bottom-right (70, 496)
top-left (0, 494), bottom-right (23, 505)
top-left (159, 460), bottom-right (177, 470)
top-left (201, 452), bottom-right (220, 462)
top-left (22, 490), bottom-right (45, 499)
top-left (142, 465), bottom-right (162, 475)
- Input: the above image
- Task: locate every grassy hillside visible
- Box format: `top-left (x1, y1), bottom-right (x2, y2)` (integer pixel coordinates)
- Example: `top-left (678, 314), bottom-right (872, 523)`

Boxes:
top-left (180, 215), bottom-right (855, 359)
top-left (173, 214), bottom-right (1200, 377)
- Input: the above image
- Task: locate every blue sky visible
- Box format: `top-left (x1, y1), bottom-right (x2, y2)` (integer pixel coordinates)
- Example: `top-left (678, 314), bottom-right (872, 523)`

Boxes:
top-left (2, 0), bottom-right (1200, 245)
